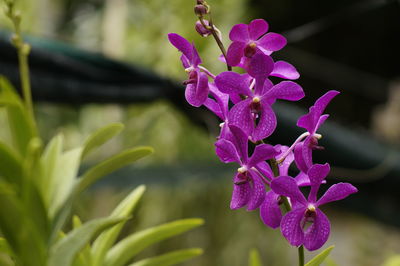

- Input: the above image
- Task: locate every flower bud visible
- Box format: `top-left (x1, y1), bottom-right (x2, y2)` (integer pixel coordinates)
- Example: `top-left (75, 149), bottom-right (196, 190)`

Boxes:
top-left (195, 20), bottom-right (211, 37)
top-left (194, 4), bottom-right (207, 16)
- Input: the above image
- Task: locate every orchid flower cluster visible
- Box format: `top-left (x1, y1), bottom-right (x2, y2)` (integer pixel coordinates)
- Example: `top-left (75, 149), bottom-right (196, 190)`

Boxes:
top-left (168, 4), bottom-right (358, 254)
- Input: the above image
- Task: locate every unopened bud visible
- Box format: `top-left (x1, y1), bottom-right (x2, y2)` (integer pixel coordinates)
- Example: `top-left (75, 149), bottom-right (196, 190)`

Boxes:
top-left (13, 11), bottom-right (21, 24)
top-left (21, 43), bottom-right (31, 55)
top-left (196, 0), bottom-right (205, 4)
top-left (195, 20), bottom-right (211, 37)
top-left (194, 4), bottom-right (207, 16)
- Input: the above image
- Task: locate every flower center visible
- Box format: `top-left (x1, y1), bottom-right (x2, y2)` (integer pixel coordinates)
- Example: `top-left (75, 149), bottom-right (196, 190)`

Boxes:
top-left (237, 166), bottom-right (248, 174)
top-left (307, 204), bottom-right (316, 212)
top-left (244, 42), bottom-right (257, 57)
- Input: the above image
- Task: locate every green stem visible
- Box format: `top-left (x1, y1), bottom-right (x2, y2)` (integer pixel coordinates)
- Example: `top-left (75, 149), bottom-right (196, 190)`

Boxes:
top-left (298, 245), bottom-right (305, 266)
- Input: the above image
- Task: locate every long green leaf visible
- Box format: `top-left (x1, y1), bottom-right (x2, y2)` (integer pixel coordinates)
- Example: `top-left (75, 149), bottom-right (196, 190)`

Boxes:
top-left (92, 185), bottom-right (146, 266)
top-left (81, 123), bottom-right (124, 160)
top-left (49, 147), bottom-right (83, 218)
top-left (72, 216), bottom-right (93, 266)
top-left (105, 218), bottom-right (204, 266)
top-left (0, 76), bottom-right (37, 156)
top-left (78, 146), bottom-right (153, 192)
top-left (49, 216), bottom-right (126, 266)
top-left (248, 248), bottom-right (262, 266)
top-left (0, 141), bottom-right (23, 184)
top-left (129, 248), bottom-right (203, 266)
top-left (305, 245), bottom-right (335, 266)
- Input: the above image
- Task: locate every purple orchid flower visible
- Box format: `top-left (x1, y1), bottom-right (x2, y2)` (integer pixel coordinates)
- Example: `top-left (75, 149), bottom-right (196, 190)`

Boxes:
top-left (168, 33), bottom-right (209, 107)
top-left (294, 90), bottom-right (340, 173)
top-left (271, 163), bottom-right (357, 251)
top-left (260, 145), bottom-right (313, 229)
top-left (215, 125), bottom-right (279, 210)
top-left (226, 19), bottom-right (287, 67)
top-left (215, 72), bottom-right (304, 141)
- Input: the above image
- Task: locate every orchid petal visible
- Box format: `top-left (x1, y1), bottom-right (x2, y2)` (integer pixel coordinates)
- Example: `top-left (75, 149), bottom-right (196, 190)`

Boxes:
top-left (255, 78), bottom-right (273, 96)
top-left (228, 125), bottom-right (249, 163)
top-left (294, 172), bottom-right (311, 187)
top-left (248, 144), bottom-right (278, 167)
top-left (215, 139), bottom-right (241, 163)
top-left (229, 99), bottom-right (254, 140)
top-left (308, 163), bottom-right (330, 187)
top-left (281, 208), bottom-right (305, 247)
top-left (185, 71), bottom-right (209, 107)
top-left (180, 54), bottom-right (190, 69)
top-left (271, 176), bottom-right (307, 205)
top-left (168, 33), bottom-right (193, 61)
top-left (304, 209), bottom-right (330, 251)
top-left (245, 52), bottom-right (274, 78)
top-left (255, 161), bottom-right (274, 180)
top-left (229, 23), bottom-right (249, 42)
top-left (263, 81), bottom-right (304, 104)
top-left (297, 90), bottom-right (340, 132)
top-left (260, 190), bottom-right (282, 228)
top-left (317, 183), bottom-right (358, 207)
top-left (252, 103), bottom-right (277, 141)
top-left (215, 72), bottom-right (252, 96)
top-left (249, 19), bottom-right (269, 40)
top-left (191, 42), bottom-right (202, 66)
top-left (257, 32), bottom-right (287, 52)
top-left (270, 61), bottom-right (300, 80)
top-left (276, 145), bottom-right (294, 176)
top-left (247, 171), bottom-right (266, 211)
top-left (230, 173), bottom-right (251, 209)
top-left (204, 98), bottom-right (223, 120)
top-left (226, 41), bottom-right (246, 66)
top-left (294, 142), bottom-right (309, 173)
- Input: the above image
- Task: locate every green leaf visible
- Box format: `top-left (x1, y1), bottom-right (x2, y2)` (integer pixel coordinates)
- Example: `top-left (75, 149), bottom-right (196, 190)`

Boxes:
top-left (104, 218), bottom-right (204, 266)
top-left (92, 185), bottom-right (146, 266)
top-left (383, 255), bottom-right (400, 266)
top-left (81, 122), bottom-right (124, 160)
top-left (48, 147), bottom-right (83, 218)
top-left (129, 248), bottom-right (203, 266)
top-left (305, 245), bottom-right (335, 266)
top-left (0, 238), bottom-right (12, 255)
top-left (49, 216), bottom-right (126, 266)
top-left (248, 248), bottom-right (262, 266)
top-left (78, 146), bottom-right (153, 192)
top-left (72, 216), bottom-right (93, 266)
top-left (0, 140), bottom-right (23, 184)
top-left (0, 76), bottom-right (37, 156)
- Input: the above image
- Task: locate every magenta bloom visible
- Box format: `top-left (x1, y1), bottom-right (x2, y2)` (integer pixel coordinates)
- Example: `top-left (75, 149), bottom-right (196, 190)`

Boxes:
top-left (226, 19), bottom-right (287, 67)
top-left (168, 33), bottom-right (209, 107)
top-left (271, 163), bottom-right (357, 251)
top-left (215, 73), bottom-right (304, 141)
top-left (215, 125), bottom-right (278, 210)
top-left (294, 90), bottom-right (339, 173)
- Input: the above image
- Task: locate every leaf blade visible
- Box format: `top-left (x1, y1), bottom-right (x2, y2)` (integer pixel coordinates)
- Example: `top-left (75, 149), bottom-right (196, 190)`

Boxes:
top-left (129, 248), bottom-right (203, 266)
top-left (305, 245), bottom-right (335, 266)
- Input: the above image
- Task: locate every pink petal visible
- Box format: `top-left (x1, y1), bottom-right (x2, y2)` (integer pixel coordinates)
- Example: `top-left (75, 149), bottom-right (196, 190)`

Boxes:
top-left (215, 139), bottom-right (241, 163)
top-left (245, 52), bottom-right (274, 78)
top-left (248, 144), bottom-right (278, 167)
top-left (180, 54), bottom-right (190, 69)
top-left (276, 145), bottom-right (294, 176)
top-left (247, 171), bottom-right (266, 211)
top-left (230, 173), bottom-right (251, 209)
top-left (226, 42), bottom-right (246, 66)
top-left (255, 78), bottom-right (273, 96)
top-left (215, 72), bottom-right (252, 96)
top-left (304, 209), bottom-right (330, 251)
top-left (248, 19), bottom-right (269, 40)
top-left (294, 172), bottom-right (311, 187)
top-left (252, 103), bottom-right (277, 141)
top-left (191, 42), bottom-right (202, 66)
top-left (280, 208), bottom-right (306, 247)
top-left (263, 81), bottom-right (304, 104)
top-left (317, 183), bottom-right (358, 206)
top-left (308, 163), bottom-right (330, 187)
top-left (270, 61), bottom-right (300, 80)
top-left (204, 98), bottom-right (223, 120)
top-left (228, 99), bottom-right (254, 142)
top-left (271, 176), bottom-right (307, 205)
top-left (255, 161), bottom-right (274, 180)
top-left (297, 90), bottom-right (340, 133)
top-left (229, 23), bottom-right (249, 42)
top-left (260, 190), bottom-right (282, 229)
top-left (257, 32), bottom-right (287, 53)
top-left (168, 33), bottom-right (193, 61)
top-left (185, 71), bottom-right (209, 107)
top-left (294, 142), bottom-right (309, 173)
top-left (228, 125), bottom-right (249, 163)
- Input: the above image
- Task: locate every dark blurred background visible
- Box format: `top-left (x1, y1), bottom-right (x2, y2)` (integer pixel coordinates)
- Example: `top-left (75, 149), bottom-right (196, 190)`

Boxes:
top-left (0, 0), bottom-right (400, 265)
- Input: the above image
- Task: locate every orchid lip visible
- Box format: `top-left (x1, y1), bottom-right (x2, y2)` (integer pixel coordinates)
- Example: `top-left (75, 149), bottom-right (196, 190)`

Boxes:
top-left (252, 96), bottom-right (261, 103)
top-left (307, 204), bottom-right (316, 212)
